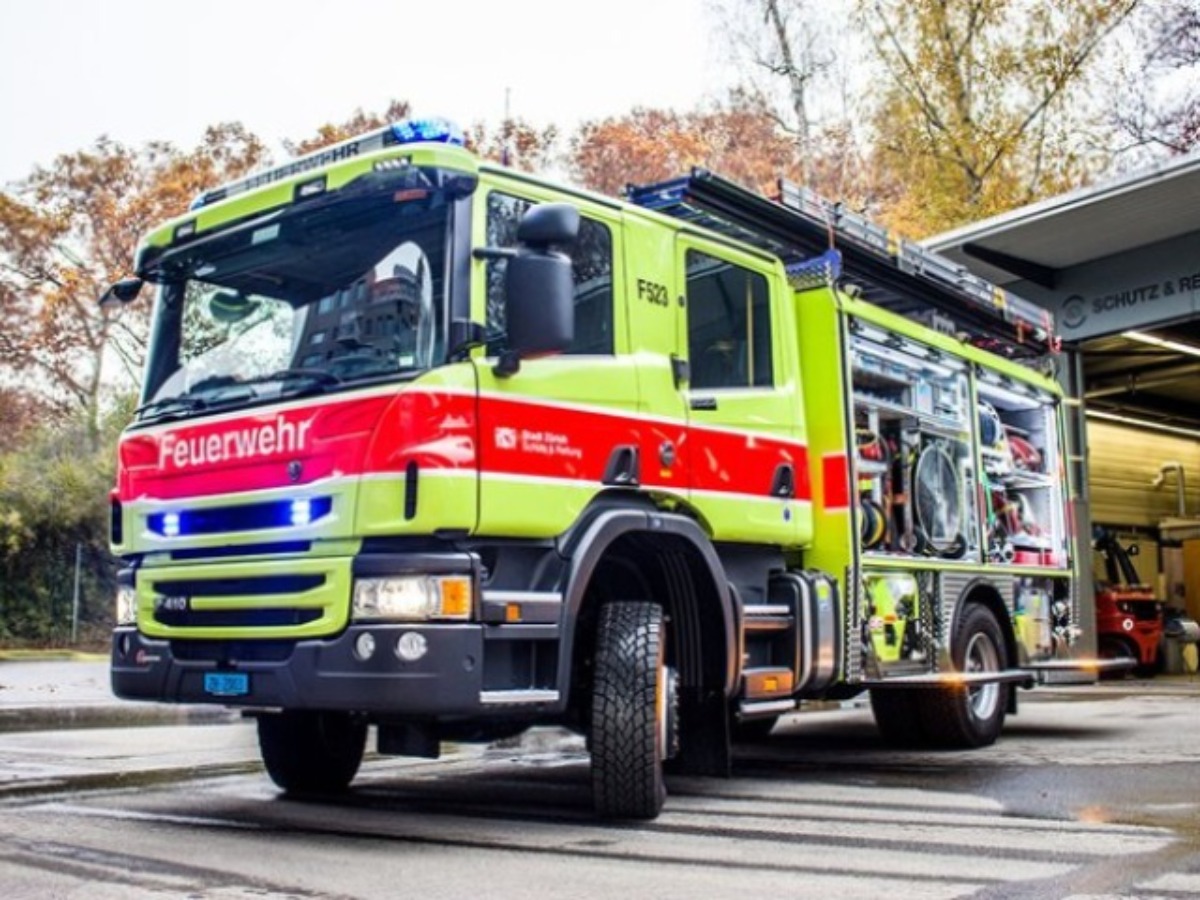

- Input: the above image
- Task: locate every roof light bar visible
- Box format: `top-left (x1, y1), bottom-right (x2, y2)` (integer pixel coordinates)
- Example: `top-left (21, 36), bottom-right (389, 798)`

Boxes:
top-left (190, 117), bottom-right (464, 211)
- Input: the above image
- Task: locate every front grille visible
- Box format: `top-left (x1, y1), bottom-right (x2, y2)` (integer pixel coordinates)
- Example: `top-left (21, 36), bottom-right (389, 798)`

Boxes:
top-left (154, 608), bottom-right (322, 628)
top-left (170, 541), bottom-right (312, 562)
top-left (150, 574), bottom-right (325, 597)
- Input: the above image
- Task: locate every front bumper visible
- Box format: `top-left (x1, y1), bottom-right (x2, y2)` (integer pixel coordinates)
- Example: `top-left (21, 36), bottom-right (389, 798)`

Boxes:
top-left (112, 624), bottom-right (491, 714)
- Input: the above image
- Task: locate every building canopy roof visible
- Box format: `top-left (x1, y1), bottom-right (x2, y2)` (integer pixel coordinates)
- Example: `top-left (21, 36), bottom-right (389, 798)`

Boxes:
top-left (927, 151), bottom-right (1200, 291)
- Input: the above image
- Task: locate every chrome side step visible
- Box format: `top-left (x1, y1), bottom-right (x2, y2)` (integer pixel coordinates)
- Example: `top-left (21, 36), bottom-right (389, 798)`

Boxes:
top-left (863, 670), bottom-right (1036, 689)
top-left (480, 689), bottom-right (561, 706)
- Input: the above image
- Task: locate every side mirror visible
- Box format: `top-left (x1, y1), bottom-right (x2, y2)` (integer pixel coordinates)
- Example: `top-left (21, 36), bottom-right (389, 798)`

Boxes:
top-left (497, 204), bottom-right (578, 376)
top-left (517, 203), bottom-right (580, 247)
top-left (98, 278), bottom-right (144, 310)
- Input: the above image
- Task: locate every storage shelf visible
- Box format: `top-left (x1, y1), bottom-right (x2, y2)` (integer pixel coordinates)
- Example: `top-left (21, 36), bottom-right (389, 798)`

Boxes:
top-left (854, 394), bottom-right (968, 438)
top-left (1001, 472), bottom-right (1056, 490)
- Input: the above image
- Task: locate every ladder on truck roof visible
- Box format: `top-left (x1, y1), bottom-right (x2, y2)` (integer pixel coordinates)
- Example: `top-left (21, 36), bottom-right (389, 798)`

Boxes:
top-left (627, 168), bottom-right (1057, 360)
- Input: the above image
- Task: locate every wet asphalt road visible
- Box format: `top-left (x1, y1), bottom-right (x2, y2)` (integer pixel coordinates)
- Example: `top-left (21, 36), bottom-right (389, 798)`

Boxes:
top-left (0, 672), bottom-right (1197, 899)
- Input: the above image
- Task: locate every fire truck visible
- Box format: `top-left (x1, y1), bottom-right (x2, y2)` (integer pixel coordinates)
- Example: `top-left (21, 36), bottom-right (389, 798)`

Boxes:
top-left (104, 117), bottom-right (1107, 819)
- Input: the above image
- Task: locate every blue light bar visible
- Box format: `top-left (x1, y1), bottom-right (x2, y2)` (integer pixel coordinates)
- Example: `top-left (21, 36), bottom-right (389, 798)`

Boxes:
top-left (148, 497), bottom-right (333, 537)
top-left (190, 117), bottom-right (465, 211)
top-left (389, 117), bottom-right (464, 146)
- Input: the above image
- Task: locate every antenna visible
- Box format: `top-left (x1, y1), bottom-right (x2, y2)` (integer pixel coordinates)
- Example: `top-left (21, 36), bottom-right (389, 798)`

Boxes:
top-left (502, 87), bottom-right (512, 166)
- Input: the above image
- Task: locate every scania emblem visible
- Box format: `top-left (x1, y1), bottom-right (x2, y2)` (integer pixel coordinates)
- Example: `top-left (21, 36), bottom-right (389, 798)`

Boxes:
top-left (288, 460), bottom-right (303, 482)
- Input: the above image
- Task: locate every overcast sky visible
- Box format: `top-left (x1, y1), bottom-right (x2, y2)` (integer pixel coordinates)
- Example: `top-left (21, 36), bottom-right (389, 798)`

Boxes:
top-left (0, 0), bottom-right (732, 187)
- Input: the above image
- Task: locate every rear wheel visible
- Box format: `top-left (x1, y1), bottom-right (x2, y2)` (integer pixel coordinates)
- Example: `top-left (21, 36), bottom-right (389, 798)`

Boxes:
top-left (919, 604), bottom-right (1010, 748)
top-left (591, 601), bottom-right (677, 819)
top-left (257, 710), bottom-right (367, 793)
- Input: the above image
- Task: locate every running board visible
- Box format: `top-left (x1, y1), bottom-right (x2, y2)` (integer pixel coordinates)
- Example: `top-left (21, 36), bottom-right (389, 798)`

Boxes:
top-left (737, 699), bottom-right (798, 718)
top-left (863, 670), bottom-right (1036, 689)
top-left (1022, 658), bottom-right (1134, 685)
top-left (480, 689), bottom-right (561, 706)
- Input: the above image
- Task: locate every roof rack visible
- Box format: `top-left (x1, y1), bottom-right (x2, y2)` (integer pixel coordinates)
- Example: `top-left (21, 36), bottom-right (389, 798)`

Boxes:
top-left (626, 168), bottom-right (1057, 359)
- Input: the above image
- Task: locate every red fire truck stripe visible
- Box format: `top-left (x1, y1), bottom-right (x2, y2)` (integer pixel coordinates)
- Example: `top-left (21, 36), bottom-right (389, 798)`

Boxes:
top-left (118, 389), bottom-right (815, 504)
top-left (822, 453), bottom-right (851, 511)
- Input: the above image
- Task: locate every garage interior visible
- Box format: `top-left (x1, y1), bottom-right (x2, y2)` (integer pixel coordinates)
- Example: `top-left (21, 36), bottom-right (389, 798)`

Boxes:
top-left (928, 151), bottom-right (1200, 666)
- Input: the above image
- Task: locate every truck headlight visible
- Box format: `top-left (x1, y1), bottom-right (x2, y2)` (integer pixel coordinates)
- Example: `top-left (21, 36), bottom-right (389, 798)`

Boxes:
top-left (115, 585), bottom-right (138, 626)
top-left (352, 575), bottom-right (471, 621)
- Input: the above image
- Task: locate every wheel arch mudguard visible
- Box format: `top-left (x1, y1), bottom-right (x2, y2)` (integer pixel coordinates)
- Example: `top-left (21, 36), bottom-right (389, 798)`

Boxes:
top-left (556, 506), bottom-right (739, 703)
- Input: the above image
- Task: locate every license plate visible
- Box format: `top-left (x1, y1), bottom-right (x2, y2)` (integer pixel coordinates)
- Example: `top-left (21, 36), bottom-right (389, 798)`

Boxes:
top-left (204, 672), bottom-right (249, 697)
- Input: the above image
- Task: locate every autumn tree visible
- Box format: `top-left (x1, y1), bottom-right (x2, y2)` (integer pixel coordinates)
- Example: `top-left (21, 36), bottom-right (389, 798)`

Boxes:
top-left (0, 387), bottom-right (46, 455)
top-left (859, 0), bottom-right (1141, 236)
top-left (465, 118), bottom-right (559, 172)
top-left (0, 124), bottom-right (267, 441)
top-left (1113, 0), bottom-right (1200, 157)
top-left (570, 95), bottom-right (800, 198)
top-left (708, 0), bottom-right (870, 184)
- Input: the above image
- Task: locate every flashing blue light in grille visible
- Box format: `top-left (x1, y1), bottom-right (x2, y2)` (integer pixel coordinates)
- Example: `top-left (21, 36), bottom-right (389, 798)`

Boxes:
top-left (149, 497), bottom-right (333, 537)
top-left (290, 498), bottom-right (312, 527)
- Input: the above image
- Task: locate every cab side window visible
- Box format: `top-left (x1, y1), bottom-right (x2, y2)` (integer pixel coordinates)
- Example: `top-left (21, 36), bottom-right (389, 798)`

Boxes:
top-left (485, 192), bottom-right (614, 355)
top-left (685, 249), bottom-right (773, 389)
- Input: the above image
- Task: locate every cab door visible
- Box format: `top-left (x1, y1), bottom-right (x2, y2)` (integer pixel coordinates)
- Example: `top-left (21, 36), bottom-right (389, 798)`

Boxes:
top-left (472, 181), bottom-right (639, 538)
top-left (676, 236), bottom-right (805, 546)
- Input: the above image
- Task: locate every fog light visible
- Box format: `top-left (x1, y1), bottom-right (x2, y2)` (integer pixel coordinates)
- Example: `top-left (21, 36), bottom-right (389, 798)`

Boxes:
top-left (354, 632), bottom-right (377, 661)
top-left (396, 631), bottom-right (427, 662)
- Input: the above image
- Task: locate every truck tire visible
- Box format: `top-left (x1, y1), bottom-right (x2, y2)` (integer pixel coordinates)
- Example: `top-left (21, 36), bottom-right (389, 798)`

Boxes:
top-left (918, 604), bottom-right (1009, 748)
top-left (869, 689), bottom-right (926, 746)
top-left (257, 711), bottom-right (367, 793)
top-left (591, 601), bottom-right (676, 819)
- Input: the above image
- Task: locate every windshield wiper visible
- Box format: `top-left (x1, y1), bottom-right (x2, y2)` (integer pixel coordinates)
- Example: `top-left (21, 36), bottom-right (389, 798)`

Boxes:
top-left (134, 394), bottom-right (209, 422)
top-left (238, 368), bottom-right (342, 393)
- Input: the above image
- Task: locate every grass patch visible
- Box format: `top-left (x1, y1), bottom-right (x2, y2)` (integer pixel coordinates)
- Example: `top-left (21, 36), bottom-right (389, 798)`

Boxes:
top-left (0, 648), bottom-right (108, 662)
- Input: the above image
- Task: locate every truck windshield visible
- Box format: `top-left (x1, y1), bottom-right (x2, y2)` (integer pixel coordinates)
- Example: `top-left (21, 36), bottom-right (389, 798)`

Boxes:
top-left (137, 186), bottom-right (455, 423)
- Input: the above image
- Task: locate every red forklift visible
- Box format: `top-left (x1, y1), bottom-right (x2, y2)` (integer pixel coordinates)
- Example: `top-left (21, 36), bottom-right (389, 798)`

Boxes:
top-left (1094, 528), bottom-right (1164, 676)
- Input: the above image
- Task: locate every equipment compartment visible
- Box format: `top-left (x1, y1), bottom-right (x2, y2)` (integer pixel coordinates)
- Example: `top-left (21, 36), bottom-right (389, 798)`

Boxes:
top-left (849, 322), bottom-right (979, 562)
top-left (976, 372), bottom-right (1068, 568)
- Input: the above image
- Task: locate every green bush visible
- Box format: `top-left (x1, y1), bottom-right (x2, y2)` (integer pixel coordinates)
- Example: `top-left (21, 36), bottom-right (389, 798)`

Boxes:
top-left (0, 407), bottom-right (128, 645)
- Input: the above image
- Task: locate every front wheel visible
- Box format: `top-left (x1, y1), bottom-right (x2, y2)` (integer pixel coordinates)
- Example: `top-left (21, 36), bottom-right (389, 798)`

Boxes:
top-left (919, 604), bottom-right (1010, 748)
top-left (257, 710), bottom-right (367, 793)
top-left (590, 601), bottom-right (677, 819)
